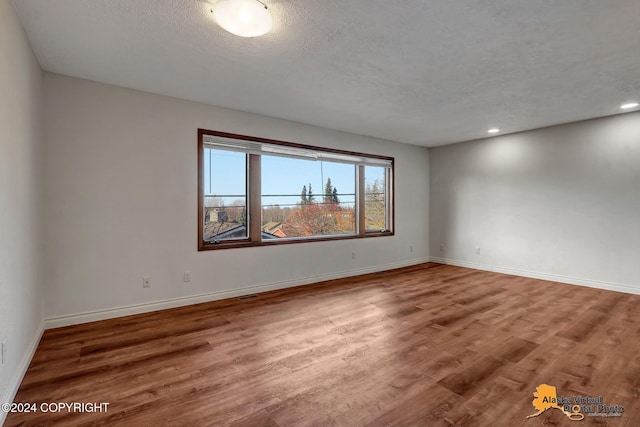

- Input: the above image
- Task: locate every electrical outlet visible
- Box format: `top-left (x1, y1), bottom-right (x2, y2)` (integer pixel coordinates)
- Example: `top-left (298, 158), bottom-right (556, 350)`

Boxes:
top-left (410, 245), bottom-right (414, 252)
top-left (440, 244), bottom-right (444, 252)
top-left (1, 340), bottom-right (6, 364)
top-left (351, 252), bottom-right (356, 260)
top-left (184, 270), bottom-right (191, 282)
top-left (143, 276), bottom-right (151, 288)
top-left (475, 247), bottom-right (481, 255)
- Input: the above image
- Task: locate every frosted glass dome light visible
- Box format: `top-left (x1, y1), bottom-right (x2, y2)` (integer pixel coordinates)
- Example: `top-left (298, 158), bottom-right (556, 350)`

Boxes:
top-left (212, 0), bottom-right (273, 38)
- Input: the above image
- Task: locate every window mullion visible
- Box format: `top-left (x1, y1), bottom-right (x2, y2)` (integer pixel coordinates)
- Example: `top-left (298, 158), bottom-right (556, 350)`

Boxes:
top-left (357, 165), bottom-right (365, 235)
top-left (386, 167), bottom-right (392, 232)
top-left (249, 154), bottom-right (262, 242)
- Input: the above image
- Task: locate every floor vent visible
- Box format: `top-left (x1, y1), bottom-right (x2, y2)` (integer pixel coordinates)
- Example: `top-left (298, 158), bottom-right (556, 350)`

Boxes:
top-left (237, 294), bottom-right (258, 301)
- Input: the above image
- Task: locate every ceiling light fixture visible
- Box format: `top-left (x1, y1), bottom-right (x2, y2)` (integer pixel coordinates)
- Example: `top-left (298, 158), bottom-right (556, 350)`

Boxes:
top-left (488, 128), bottom-right (500, 134)
top-left (212, 0), bottom-right (273, 38)
top-left (620, 102), bottom-right (639, 110)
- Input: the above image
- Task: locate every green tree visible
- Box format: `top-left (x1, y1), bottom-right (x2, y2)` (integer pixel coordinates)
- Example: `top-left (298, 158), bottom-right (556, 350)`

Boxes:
top-left (324, 178), bottom-right (333, 203)
top-left (307, 183), bottom-right (315, 203)
top-left (332, 187), bottom-right (339, 204)
top-left (300, 185), bottom-right (308, 204)
top-left (239, 207), bottom-right (247, 226)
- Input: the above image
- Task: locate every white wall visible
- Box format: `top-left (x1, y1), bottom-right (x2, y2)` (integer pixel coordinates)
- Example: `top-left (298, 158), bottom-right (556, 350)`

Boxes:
top-left (0, 0), bottom-right (44, 417)
top-left (43, 73), bottom-right (430, 324)
top-left (430, 112), bottom-right (640, 294)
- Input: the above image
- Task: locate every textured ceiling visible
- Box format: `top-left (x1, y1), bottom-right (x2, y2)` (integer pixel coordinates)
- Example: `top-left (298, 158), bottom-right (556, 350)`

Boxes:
top-left (12, 0), bottom-right (640, 147)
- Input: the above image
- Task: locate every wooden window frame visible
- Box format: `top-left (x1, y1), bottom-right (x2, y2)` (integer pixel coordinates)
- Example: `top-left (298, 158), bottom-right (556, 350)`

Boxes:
top-left (198, 129), bottom-right (395, 251)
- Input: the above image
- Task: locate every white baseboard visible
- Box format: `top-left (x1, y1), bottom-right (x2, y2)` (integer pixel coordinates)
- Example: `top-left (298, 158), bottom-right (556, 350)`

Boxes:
top-left (44, 257), bottom-right (430, 329)
top-left (429, 256), bottom-right (640, 295)
top-left (0, 321), bottom-right (44, 426)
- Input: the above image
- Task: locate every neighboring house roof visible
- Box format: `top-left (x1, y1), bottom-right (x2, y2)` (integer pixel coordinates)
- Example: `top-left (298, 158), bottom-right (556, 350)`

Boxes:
top-left (204, 222), bottom-right (244, 241)
top-left (261, 221), bottom-right (281, 233)
top-left (213, 225), bottom-right (247, 240)
top-left (261, 221), bottom-right (286, 238)
top-left (204, 222), bottom-right (281, 242)
top-left (271, 229), bottom-right (287, 238)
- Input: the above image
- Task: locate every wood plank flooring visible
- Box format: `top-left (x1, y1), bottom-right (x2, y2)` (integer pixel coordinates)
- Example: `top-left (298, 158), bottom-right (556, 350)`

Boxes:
top-left (5, 263), bottom-right (640, 426)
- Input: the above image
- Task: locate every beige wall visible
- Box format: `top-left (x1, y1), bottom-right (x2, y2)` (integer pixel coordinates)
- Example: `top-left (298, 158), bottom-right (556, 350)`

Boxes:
top-left (430, 112), bottom-right (640, 293)
top-left (42, 73), bottom-right (430, 324)
top-left (0, 0), bottom-right (44, 416)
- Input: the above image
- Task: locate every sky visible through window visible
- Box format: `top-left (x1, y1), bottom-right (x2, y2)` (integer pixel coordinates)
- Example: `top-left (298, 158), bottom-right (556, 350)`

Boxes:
top-left (203, 149), bottom-right (358, 208)
top-left (262, 155), bottom-right (355, 208)
top-left (204, 149), bottom-right (246, 203)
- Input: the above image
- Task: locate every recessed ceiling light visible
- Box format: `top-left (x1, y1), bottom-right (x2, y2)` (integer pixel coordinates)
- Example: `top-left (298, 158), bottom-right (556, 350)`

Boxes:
top-left (488, 128), bottom-right (500, 134)
top-left (620, 102), bottom-right (639, 110)
top-left (212, 0), bottom-right (273, 38)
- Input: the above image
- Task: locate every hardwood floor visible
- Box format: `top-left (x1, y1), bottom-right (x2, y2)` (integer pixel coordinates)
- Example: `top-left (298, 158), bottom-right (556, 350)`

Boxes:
top-left (5, 263), bottom-right (640, 426)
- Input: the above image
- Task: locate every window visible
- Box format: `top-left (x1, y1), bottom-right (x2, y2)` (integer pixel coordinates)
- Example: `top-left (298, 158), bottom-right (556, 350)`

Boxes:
top-left (198, 129), bottom-right (393, 250)
top-left (203, 148), bottom-right (247, 242)
top-left (364, 165), bottom-right (390, 231)
top-left (262, 155), bottom-right (357, 238)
